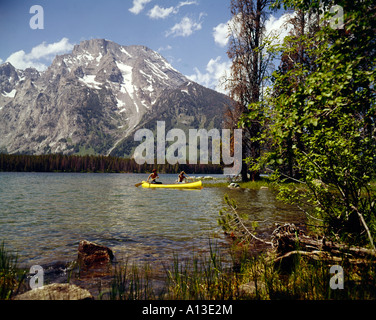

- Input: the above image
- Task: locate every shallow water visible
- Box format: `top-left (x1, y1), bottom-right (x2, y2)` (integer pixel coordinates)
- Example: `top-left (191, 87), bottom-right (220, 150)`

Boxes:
top-left (0, 172), bottom-right (304, 269)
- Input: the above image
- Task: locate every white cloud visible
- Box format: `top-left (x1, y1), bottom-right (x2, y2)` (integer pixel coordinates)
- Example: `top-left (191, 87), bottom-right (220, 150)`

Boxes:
top-left (176, 1), bottom-right (198, 10)
top-left (147, 1), bottom-right (198, 20)
top-left (213, 14), bottom-right (241, 48)
top-left (129, 0), bottom-right (152, 15)
top-left (187, 56), bottom-right (231, 94)
top-left (157, 45), bottom-right (172, 52)
top-left (5, 38), bottom-right (74, 71)
top-left (29, 38), bottom-right (74, 59)
top-left (213, 22), bottom-right (229, 47)
top-left (165, 16), bottom-right (203, 37)
top-left (148, 5), bottom-right (175, 19)
top-left (179, 1), bottom-right (198, 7)
top-left (213, 12), bottom-right (294, 49)
top-left (264, 12), bottom-right (295, 45)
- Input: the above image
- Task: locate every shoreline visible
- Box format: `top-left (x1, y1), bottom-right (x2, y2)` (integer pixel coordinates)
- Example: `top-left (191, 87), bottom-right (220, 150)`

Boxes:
top-left (3, 180), bottom-right (375, 300)
top-left (4, 221), bottom-right (376, 301)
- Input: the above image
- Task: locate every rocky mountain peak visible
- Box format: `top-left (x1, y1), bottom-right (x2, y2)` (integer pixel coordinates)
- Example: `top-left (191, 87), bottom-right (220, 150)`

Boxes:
top-left (0, 63), bottom-right (19, 93)
top-left (73, 38), bottom-right (111, 54)
top-left (0, 39), bottom-right (231, 156)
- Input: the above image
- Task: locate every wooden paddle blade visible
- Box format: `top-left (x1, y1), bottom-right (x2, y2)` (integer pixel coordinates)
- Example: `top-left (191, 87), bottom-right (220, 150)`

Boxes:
top-left (135, 182), bottom-right (143, 187)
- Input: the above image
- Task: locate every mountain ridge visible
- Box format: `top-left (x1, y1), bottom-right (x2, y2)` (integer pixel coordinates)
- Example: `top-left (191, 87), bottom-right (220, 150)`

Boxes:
top-left (0, 39), bottom-right (232, 157)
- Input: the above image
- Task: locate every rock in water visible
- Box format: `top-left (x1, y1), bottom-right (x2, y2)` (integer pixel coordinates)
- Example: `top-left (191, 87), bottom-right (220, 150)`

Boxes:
top-left (14, 283), bottom-right (93, 300)
top-left (77, 240), bottom-right (114, 270)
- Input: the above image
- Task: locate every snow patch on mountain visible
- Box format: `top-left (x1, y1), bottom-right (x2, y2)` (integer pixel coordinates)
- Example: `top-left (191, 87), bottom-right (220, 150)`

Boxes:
top-left (145, 59), bottom-right (168, 80)
top-left (116, 61), bottom-right (135, 100)
top-left (79, 75), bottom-right (101, 89)
top-left (2, 89), bottom-right (17, 98)
top-left (120, 47), bottom-right (132, 58)
top-left (116, 97), bottom-right (125, 108)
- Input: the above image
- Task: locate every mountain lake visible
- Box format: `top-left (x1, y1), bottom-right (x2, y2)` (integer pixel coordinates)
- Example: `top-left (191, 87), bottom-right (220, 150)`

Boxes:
top-left (0, 172), bottom-right (304, 274)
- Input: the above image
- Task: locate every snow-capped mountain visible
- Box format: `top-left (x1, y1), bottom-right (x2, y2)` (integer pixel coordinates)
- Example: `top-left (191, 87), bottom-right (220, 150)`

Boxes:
top-left (0, 39), bottom-right (231, 156)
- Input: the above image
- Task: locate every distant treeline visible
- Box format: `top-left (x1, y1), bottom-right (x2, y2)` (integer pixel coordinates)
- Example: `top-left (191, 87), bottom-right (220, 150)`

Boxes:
top-left (0, 153), bottom-right (223, 174)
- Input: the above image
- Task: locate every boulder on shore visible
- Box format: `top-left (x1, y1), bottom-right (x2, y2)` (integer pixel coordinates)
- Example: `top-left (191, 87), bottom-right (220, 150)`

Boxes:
top-left (77, 240), bottom-right (114, 270)
top-left (14, 283), bottom-right (93, 300)
top-left (228, 182), bottom-right (240, 189)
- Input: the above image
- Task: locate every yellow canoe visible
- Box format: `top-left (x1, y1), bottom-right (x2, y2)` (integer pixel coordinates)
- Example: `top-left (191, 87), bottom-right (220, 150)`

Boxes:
top-left (141, 180), bottom-right (203, 189)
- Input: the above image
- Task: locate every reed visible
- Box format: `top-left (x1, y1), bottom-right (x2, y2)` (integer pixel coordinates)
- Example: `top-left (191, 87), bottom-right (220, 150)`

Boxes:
top-left (107, 260), bottom-right (156, 300)
top-left (0, 241), bottom-right (25, 300)
top-left (230, 246), bottom-right (376, 300)
top-left (1, 241), bottom-right (375, 300)
top-left (102, 242), bottom-right (376, 300)
top-left (164, 244), bottom-right (239, 300)
top-left (104, 243), bottom-right (240, 300)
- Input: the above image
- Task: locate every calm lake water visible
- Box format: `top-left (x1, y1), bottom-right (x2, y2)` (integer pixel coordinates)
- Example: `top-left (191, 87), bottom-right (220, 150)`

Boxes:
top-left (0, 172), bottom-right (304, 269)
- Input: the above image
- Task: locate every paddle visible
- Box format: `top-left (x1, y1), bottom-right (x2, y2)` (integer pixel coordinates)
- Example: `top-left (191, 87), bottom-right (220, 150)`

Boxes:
top-left (135, 182), bottom-right (143, 187)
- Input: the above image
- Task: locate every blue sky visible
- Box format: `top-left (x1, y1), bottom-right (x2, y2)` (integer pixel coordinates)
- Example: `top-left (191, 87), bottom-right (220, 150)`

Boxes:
top-left (0, 0), bottom-right (290, 93)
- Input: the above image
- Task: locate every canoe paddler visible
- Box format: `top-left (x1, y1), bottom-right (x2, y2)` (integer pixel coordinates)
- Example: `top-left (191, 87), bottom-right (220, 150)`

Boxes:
top-left (147, 169), bottom-right (161, 184)
top-left (178, 171), bottom-right (190, 183)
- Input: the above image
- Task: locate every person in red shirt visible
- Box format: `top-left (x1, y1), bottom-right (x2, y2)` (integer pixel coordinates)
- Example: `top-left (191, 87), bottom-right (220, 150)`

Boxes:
top-left (147, 169), bottom-right (161, 184)
top-left (177, 171), bottom-right (190, 183)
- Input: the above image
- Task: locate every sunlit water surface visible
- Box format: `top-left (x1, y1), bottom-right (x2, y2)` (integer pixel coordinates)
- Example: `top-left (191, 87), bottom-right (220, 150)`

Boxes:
top-left (0, 172), bottom-right (304, 269)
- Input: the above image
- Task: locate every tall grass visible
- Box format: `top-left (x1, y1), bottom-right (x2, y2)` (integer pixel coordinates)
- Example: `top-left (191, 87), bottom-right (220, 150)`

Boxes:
top-left (105, 244), bottom-right (241, 300)
top-left (165, 245), bottom-right (239, 300)
top-left (104, 242), bottom-right (376, 300)
top-left (0, 242), bottom-right (25, 300)
top-left (1, 241), bottom-right (375, 300)
top-left (230, 248), bottom-right (376, 300)
top-left (106, 261), bottom-right (156, 300)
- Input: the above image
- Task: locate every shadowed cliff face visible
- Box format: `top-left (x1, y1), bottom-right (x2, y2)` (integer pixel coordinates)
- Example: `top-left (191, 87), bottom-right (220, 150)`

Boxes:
top-left (0, 39), bottom-right (231, 156)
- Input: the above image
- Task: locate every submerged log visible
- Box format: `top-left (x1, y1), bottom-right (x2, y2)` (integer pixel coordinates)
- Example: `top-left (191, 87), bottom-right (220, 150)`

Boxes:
top-left (271, 223), bottom-right (376, 265)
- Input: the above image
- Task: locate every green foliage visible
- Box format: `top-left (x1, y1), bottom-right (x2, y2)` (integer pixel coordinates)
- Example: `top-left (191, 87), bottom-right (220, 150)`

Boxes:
top-left (253, 0), bottom-right (376, 246)
top-left (218, 195), bottom-right (253, 238)
top-left (218, 194), bottom-right (270, 248)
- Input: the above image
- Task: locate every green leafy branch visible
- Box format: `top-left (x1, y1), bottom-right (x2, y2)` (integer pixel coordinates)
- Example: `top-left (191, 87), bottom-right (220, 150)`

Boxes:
top-left (218, 195), bottom-right (272, 246)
